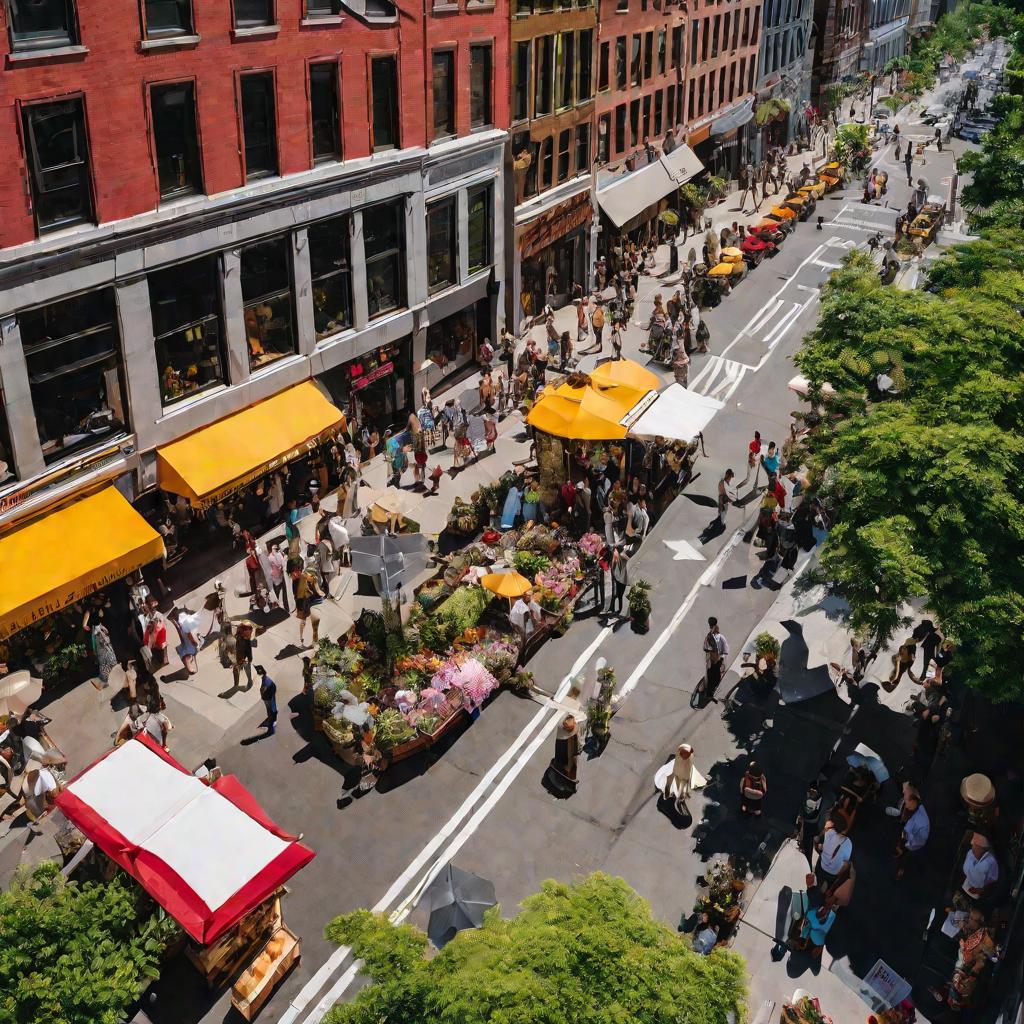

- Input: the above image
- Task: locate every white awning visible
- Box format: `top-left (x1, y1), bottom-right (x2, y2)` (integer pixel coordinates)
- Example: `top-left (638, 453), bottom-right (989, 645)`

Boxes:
top-left (711, 100), bottom-right (755, 137)
top-left (597, 146), bottom-right (704, 229)
top-left (625, 384), bottom-right (724, 441)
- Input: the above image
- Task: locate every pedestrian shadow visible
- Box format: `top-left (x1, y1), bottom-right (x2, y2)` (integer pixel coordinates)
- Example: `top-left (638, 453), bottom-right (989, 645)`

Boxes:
top-left (275, 643), bottom-right (307, 660)
top-left (160, 667), bottom-right (191, 684)
top-left (699, 519), bottom-right (726, 544)
top-left (240, 729), bottom-right (274, 745)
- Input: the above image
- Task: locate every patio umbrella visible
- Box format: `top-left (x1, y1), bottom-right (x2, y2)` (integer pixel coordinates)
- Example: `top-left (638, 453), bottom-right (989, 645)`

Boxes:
top-left (481, 571), bottom-right (532, 602)
top-left (589, 359), bottom-right (660, 393)
top-left (0, 670), bottom-right (42, 720)
top-left (426, 863), bottom-right (496, 948)
top-left (658, 210), bottom-right (680, 226)
top-left (349, 533), bottom-right (432, 598)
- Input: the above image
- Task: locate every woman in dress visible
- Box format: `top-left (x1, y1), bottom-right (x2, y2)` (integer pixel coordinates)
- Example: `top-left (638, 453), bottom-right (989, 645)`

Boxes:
top-left (661, 743), bottom-right (705, 812)
top-left (85, 608), bottom-right (118, 686)
top-left (740, 760), bottom-right (768, 816)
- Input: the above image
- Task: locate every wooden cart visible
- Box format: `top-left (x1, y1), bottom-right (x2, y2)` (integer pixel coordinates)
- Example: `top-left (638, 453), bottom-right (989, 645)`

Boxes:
top-left (186, 895), bottom-right (285, 989)
top-left (231, 924), bottom-right (301, 1021)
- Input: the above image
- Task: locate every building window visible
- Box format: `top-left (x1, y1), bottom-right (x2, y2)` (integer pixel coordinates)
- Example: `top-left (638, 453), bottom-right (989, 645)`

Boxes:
top-left (630, 34), bottom-right (641, 86)
top-left (667, 85), bottom-right (675, 129)
top-left (557, 128), bottom-right (570, 181)
top-left (597, 113), bottom-right (609, 162)
top-left (614, 104), bottom-right (625, 153)
top-left (515, 0), bottom-right (532, 11)
top-left (241, 236), bottom-right (295, 370)
top-left (616, 0), bottom-right (626, 10)
top-left (513, 41), bottom-right (531, 121)
top-left (467, 186), bottom-right (491, 274)
top-left (575, 122), bottom-right (590, 171)
top-left (150, 82), bottom-right (202, 201)
top-left (7, 0), bottom-right (77, 50)
top-left (306, 0), bottom-right (341, 13)
top-left (364, 201), bottom-right (406, 317)
top-left (643, 31), bottom-right (653, 79)
top-left (469, 44), bottom-right (493, 128)
top-left (427, 198), bottom-right (457, 293)
top-left (578, 29), bottom-right (593, 102)
top-left (19, 289), bottom-right (127, 464)
top-left (556, 32), bottom-right (575, 110)
top-left (540, 136), bottom-right (553, 189)
top-left (629, 98), bottom-right (639, 146)
top-left (742, 8), bottom-right (749, 45)
top-left (143, 0), bottom-right (193, 37)
top-left (432, 51), bottom-right (455, 139)
top-left (642, 94), bottom-right (650, 139)
top-left (654, 90), bottom-right (663, 136)
top-left (691, 20), bottom-right (699, 65)
top-left (310, 63), bottom-right (341, 163)
top-left (21, 98), bottom-right (94, 234)
top-left (234, 0), bottom-right (273, 26)
top-left (535, 35), bottom-right (553, 116)
top-left (615, 36), bottom-right (626, 90)
top-left (371, 55), bottom-right (399, 151)
top-left (657, 28), bottom-right (666, 75)
top-left (515, 132), bottom-right (538, 197)
top-left (149, 256), bottom-right (224, 406)
top-left (598, 41), bottom-right (609, 91)
top-left (671, 25), bottom-right (682, 68)
top-left (240, 73), bottom-right (278, 179)
top-left (309, 216), bottom-right (353, 341)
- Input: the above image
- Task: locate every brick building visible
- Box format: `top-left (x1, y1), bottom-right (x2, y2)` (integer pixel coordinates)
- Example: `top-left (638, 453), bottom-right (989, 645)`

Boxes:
top-left (811, 0), bottom-right (865, 109)
top-left (507, 0), bottom-right (597, 322)
top-left (0, 0), bottom-right (508, 535)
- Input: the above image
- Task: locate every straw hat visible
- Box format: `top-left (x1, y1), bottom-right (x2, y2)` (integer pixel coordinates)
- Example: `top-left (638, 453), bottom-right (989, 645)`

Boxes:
top-left (23, 758), bottom-right (43, 774)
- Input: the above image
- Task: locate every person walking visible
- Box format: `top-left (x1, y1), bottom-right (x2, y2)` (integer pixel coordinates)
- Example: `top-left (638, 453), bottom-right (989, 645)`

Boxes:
top-left (745, 430), bottom-right (762, 485)
top-left (739, 760), bottom-right (767, 815)
top-left (701, 616), bottom-right (729, 702)
top-left (268, 543), bottom-right (289, 610)
top-left (390, 442), bottom-right (408, 488)
top-left (662, 743), bottom-right (704, 813)
top-left (893, 791), bottom-right (930, 880)
top-left (590, 300), bottom-right (605, 353)
top-left (292, 566), bottom-right (323, 648)
top-left (717, 469), bottom-right (736, 525)
top-left (904, 146), bottom-right (913, 186)
top-left (257, 665), bottom-right (278, 735)
top-left (816, 820), bottom-right (853, 889)
top-left (607, 545), bottom-right (631, 618)
top-left (231, 622), bottom-right (254, 690)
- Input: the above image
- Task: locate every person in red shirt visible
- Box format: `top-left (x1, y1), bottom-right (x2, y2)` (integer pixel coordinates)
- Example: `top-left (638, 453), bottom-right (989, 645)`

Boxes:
top-left (772, 475), bottom-right (787, 509)
top-left (746, 430), bottom-right (762, 485)
top-left (143, 602), bottom-right (168, 670)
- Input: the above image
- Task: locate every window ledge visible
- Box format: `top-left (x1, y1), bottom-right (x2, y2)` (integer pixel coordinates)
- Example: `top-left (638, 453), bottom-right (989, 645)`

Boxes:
top-left (432, 2), bottom-right (460, 10)
top-left (232, 24), bottom-right (281, 38)
top-left (139, 34), bottom-right (201, 51)
top-left (300, 14), bottom-right (345, 25)
top-left (466, 0), bottom-right (496, 9)
top-left (7, 43), bottom-right (88, 64)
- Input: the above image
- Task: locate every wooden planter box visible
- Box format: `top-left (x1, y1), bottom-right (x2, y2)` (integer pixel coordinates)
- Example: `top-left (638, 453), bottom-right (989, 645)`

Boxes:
top-left (230, 924), bottom-right (300, 1021)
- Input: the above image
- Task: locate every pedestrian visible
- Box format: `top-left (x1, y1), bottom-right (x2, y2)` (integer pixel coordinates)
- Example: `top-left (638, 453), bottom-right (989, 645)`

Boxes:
top-left (232, 621), bottom-right (254, 690)
top-left (662, 743), bottom-right (703, 812)
top-left (717, 468), bottom-right (735, 524)
top-left (499, 326), bottom-right (516, 381)
top-left (586, 298), bottom-right (605, 353)
top-left (884, 636), bottom-right (919, 691)
top-left (701, 616), bottom-right (729, 701)
top-left (760, 440), bottom-right (780, 479)
top-left (174, 607), bottom-right (201, 676)
top-left (799, 902), bottom-right (837, 961)
top-left (257, 665), bottom-right (277, 735)
top-left (607, 545), bottom-right (631, 617)
top-left (390, 442), bottom-right (408, 488)
top-left (796, 781), bottom-right (823, 857)
top-left (551, 713), bottom-right (580, 785)
top-left (913, 618), bottom-right (942, 676)
top-left (292, 567), bottom-right (323, 648)
top-left (893, 791), bottom-right (930, 880)
top-left (268, 543), bottom-right (289, 610)
top-left (904, 147), bottom-right (913, 186)
top-left (928, 908), bottom-right (996, 1013)
top-left (22, 757), bottom-right (59, 833)
top-left (671, 336), bottom-right (690, 387)
top-left (576, 299), bottom-right (589, 347)
top-left (895, 138), bottom-right (902, 161)
top-left (84, 608), bottom-right (118, 687)
top-left (959, 832), bottom-right (1000, 909)
top-left (140, 698), bottom-right (172, 750)
top-left (510, 588), bottom-right (542, 638)
top-left (739, 760), bottom-right (767, 815)
top-left (142, 601), bottom-right (168, 672)
top-left (746, 430), bottom-right (762, 484)
top-left (935, 125), bottom-right (943, 152)
top-left (815, 820), bottom-right (853, 889)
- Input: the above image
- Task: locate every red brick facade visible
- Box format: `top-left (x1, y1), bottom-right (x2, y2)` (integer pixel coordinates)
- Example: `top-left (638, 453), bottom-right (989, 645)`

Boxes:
top-left (0, 0), bottom-right (509, 250)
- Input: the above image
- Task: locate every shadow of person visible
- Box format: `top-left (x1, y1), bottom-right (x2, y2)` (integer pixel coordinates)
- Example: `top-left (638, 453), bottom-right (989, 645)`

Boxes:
top-left (699, 518), bottom-right (726, 544)
top-left (656, 793), bottom-right (694, 829)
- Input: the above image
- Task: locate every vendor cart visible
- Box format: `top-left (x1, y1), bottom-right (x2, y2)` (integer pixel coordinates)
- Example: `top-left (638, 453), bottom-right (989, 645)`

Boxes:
top-left (55, 735), bottom-right (314, 1020)
top-left (907, 201), bottom-right (944, 244)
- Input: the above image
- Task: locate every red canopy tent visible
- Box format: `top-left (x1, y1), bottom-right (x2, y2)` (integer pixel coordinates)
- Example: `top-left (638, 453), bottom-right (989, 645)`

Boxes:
top-left (56, 734), bottom-right (314, 944)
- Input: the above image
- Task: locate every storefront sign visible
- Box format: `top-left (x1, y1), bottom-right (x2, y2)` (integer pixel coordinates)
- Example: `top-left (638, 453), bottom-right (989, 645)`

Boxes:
top-left (352, 362), bottom-right (395, 391)
top-left (427, 150), bottom-right (499, 189)
top-left (519, 194), bottom-right (593, 260)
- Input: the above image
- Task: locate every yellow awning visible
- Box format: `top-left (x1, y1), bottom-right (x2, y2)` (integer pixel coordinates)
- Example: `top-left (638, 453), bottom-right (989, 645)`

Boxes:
top-left (0, 488), bottom-right (165, 640)
top-left (157, 381), bottom-right (344, 508)
top-left (589, 359), bottom-right (661, 393)
top-left (526, 369), bottom-right (652, 442)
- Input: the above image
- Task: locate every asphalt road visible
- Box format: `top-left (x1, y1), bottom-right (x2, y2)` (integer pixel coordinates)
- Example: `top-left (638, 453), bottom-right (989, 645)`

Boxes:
top-left (146, 126), bottom-right (967, 1024)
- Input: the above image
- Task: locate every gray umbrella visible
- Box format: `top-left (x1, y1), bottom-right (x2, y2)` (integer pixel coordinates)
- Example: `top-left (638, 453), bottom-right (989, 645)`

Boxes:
top-left (349, 533), bottom-right (432, 598)
top-left (425, 863), bottom-right (496, 948)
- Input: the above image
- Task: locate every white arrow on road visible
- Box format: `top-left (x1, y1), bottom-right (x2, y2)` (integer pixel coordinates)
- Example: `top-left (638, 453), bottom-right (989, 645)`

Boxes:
top-left (664, 538), bottom-right (706, 561)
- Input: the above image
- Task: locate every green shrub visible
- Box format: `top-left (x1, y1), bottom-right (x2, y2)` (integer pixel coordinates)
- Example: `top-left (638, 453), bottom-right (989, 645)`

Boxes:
top-left (435, 587), bottom-right (493, 634)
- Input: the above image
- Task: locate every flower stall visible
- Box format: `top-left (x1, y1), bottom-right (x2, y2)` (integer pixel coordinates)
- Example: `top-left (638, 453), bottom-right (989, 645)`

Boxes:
top-left (310, 521), bottom-right (601, 779)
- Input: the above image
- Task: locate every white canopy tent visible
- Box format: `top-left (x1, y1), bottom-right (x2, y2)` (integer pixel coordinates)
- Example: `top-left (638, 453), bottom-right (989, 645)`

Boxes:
top-left (624, 384), bottom-right (724, 441)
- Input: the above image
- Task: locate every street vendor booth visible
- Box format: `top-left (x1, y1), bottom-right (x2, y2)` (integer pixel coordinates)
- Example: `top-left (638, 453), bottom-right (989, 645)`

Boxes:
top-left (0, 486), bottom-right (165, 641)
top-left (156, 380), bottom-right (344, 509)
top-left (56, 734), bottom-right (314, 1019)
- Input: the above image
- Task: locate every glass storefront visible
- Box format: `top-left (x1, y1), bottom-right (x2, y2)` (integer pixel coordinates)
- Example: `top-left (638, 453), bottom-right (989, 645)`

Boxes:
top-left (519, 225), bottom-right (586, 320)
top-left (240, 235), bottom-right (296, 371)
top-left (425, 300), bottom-right (489, 385)
top-left (320, 339), bottom-right (411, 434)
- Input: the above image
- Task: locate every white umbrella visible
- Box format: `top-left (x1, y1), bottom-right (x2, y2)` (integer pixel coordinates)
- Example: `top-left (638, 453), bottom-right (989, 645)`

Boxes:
top-left (0, 670), bottom-right (43, 719)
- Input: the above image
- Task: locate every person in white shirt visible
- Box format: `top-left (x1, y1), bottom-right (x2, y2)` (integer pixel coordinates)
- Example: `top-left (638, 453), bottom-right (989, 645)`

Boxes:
top-left (816, 822), bottom-right (853, 886)
top-left (895, 793), bottom-right (930, 879)
top-left (267, 543), bottom-right (289, 611)
top-left (510, 590), bottom-right (542, 638)
top-left (328, 515), bottom-right (351, 569)
top-left (22, 758), bottom-right (58, 834)
top-left (961, 833), bottom-right (999, 903)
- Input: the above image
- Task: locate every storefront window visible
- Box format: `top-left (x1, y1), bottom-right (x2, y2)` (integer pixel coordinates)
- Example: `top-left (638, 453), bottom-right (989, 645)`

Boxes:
top-left (467, 186), bottom-right (491, 275)
top-left (331, 340), bottom-right (409, 430)
top-left (149, 255), bottom-right (225, 406)
top-left (19, 289), bottom-right (128, 465)
top-left (0, 405), bottom-right (15, 485)
top-left (425, 304), bottom-right (480, 381)
top-left (240, 236), bottom-right (295, 370)
top-left (364, 200), bottom-right (406, 318)
top-left (427, 197), bottom-right (457, 293)
top-left (309, 216), bottom-right (353, 341)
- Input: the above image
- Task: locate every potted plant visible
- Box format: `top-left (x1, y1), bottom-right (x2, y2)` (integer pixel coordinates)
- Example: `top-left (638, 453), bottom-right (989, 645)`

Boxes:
top-left (753, 631), bottom-right (781, 663)
top-left (627, 580), bottom-right (652, 634)
top-left (588, 663), bottom-right (617, 739)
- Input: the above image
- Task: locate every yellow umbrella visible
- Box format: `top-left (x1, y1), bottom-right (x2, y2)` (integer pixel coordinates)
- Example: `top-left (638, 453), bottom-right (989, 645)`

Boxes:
top-left (708, 262), bottom-right (734, 276)
top-left (590, 359), bottom-right (660, 393)
top-left (481, 572), bottom-right (533, 601)
top-left (721, 246), bottom-right (744, 260)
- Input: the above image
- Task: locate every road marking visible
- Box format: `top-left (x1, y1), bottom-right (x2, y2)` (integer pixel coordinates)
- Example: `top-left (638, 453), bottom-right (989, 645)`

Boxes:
top-left (747, 297), bottom-right (785, 335)
top-left (695, 357), bottom-right (749, 402)
top-left (761, 302), bottom-right (804, 347)
top-left (812, 259), bottom-right (842, 269)
top-left (664, 538), bottom-right (706, 561)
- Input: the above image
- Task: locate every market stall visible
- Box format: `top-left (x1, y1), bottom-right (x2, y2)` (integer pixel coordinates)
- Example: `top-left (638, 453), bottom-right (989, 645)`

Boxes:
top-left (56, 735), bottom-right (314, 1019)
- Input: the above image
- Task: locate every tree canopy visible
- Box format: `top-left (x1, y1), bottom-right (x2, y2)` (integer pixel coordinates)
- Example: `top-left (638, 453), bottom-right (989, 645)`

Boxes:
top-left (322, 873), bottom-right (747, 1024)
top-left (0, 862), bottom-right (175, 1024)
